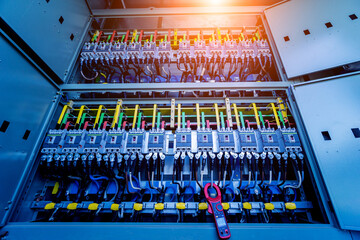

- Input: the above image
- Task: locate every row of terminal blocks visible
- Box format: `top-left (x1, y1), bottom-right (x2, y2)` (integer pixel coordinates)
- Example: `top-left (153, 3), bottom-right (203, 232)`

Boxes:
top-left (80, 39), bottom-right (271, 63)
top-left (41, 127), bottom-right (301, 155)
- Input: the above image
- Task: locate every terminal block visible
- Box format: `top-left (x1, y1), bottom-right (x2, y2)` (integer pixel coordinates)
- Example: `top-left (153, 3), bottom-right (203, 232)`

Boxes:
top-left (61, 130), bottom-right (86, 153)
top-left (95, 42), bottom-right (112, 61)
top-left (238, 129), bottom-right (261, 152)
top-left (258, 128), bottom-right (285, 152)
top-left (123, 129), bottom-right (145, 153)
top-left (197, 129), bottom-right (215, 152)
top-left (41, 129), bottom-right (66, 154)
top-left (80, 42), bottom-right (97, 61)
top-left (175, 129), bottom-right (195, 152)
top-left (281, 128), bottom-right (302, 152)
top-left (105, 129), bottom-right (125, 153)
top-left (111, 41), bottom-right (127, 60)
top-left (145, 129), bottom-right (166, 153)
top-left (84, 129), bottom-right (107, 153)
top-left (217, 130), bottom-right (240, 153)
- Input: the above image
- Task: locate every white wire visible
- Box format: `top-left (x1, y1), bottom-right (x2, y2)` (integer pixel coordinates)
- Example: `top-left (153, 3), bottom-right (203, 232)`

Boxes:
top-left (147, 66), bottom-right (153, 75)
top-left (138, 172), bottom-right (142, 187)
top-left (110, 179), bottom-right (118, 202)
top-left (277, 171), bottom-right (281, 184)
top-left (284, 171), bottom-right (302, 189)
top-left (211, 170), bottom-right (214, 187)
top-left (162, 66), bottom-right (168, 76)
top-left (200, 171), bottom-right (204, 187)
top-left (80, 66), bottom-right (98, 81)
top-left (268, 170), bottom-right (272, 185)
top-left (247, 171), bottom-right (252, 188)
top-left (223, 171), bottom-right (227, 188)
top-left (161, 172), bottom-right (164, 187)
top-left (151, 172), bottom-right (159, 189)
top-left (129, 172), bottom-right (141, 190)
top-left (180, 171), bottom-right (184, 188)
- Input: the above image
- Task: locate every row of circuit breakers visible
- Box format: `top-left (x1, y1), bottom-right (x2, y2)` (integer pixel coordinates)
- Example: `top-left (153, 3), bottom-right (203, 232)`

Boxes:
top-left (79, 29), bottom-right (274, 83)
top-left (41, 125), bottom-right (301, 155)
top-left (35, 101), bottom-right (308, 228)
top-left (81, 31), bottom-right (270, 62)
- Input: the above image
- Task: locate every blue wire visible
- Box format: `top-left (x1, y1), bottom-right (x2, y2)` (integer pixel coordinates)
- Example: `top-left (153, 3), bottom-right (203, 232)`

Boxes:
top-left (131, 192), bottom-right (140, 202)
top-left (184, 185), bottom-right (195, 202)
top-left (250, 171), bottom-right (258, 189)
top-left (165, 186), bottom-right (177, 202)
top-left (127, 174), bottom-right (140, 194)
top-left (283, 186), bottom-right (297, 202)
top-left (73, 180), bottom-right (79, 189)
top-left (115, 175), bottom-right (125, 180)
top-left (131, 175), bottom-right (140, 188)
top-left (144, 188), bottom-right (153, 202)
top-left (225, 187), bottom-right (236, 202)
top-left (267, 188), bottom-right (273, 202)
top-left (90, 175), bottom-right (109, 181)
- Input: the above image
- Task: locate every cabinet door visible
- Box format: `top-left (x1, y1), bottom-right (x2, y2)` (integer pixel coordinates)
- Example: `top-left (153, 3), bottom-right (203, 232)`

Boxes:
top-left (0, 34), bottom-right (58, 225)
top-left (265, 0), bottom-right (360, 78)
top-left (292, 73), bottom-right (360, 230)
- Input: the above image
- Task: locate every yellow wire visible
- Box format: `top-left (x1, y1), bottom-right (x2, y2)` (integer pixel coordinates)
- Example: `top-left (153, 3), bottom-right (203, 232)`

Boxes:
top-left (100, 73), bottom-right (107, 79)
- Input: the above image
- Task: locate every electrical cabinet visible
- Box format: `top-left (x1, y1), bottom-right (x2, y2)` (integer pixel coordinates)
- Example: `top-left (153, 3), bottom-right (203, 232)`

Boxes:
top-left (0, 0), bottom-right (360, 239)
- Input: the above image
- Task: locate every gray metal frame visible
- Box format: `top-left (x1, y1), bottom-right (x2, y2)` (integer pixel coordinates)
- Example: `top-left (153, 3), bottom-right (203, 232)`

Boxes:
top-left (4, 2), bottom-right (357, 239)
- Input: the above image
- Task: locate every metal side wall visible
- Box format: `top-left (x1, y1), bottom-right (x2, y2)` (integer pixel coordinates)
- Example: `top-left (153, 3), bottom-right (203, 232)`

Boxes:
top-left (291, 72), bottom-right (360, 231)
top-left (0, 34), bottom-right (58, 225)
top-left (265, 0), bottom-right (360, 78)
top-left (0, 0), bottom-right (89, 82)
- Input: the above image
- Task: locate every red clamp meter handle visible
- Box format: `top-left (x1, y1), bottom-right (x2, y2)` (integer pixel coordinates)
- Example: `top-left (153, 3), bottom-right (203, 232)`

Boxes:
top-left (204, 183), bottom-right (231, 239)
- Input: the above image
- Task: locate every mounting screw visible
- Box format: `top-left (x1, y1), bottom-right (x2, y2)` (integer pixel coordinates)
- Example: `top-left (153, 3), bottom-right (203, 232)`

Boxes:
top-left (7, 201), bottom-right (11, 204)
top-left (4, 207), bottom-right (9, 211)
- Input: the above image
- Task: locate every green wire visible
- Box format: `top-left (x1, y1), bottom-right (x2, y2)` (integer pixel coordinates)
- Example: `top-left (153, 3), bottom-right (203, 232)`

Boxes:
top-left (107, 35), bottom-right (111, 42)
top-left (201, 112), bottom-right (205, 129)
top-left (91, 33), bottom-right (98, 42)
top-left (135, 35), bottom-right (139, 42)
top-left (61, 113), bottom-right (69, 126)
top-left (121, 35), bottom-right (125, 42)
top-left (99, 112), bottom-right (105, 128)
top-left (239, 111), bottom-right (245, 128)
top-left (278, 111), bottom-right (285, 127)
top-left (80, 113), bottom-right (87, 128)
top-left (258, 111), bottom-right (265, 128)
top-left (150, 34), bottom-right (153, 42)
top-left (137, 112), bottom-right (142, 129)
top-left (157, 112), bottom-right (161, 129)
top-left (165, 34), bottom-right (167, 42)
top-left (220, 111), bottom-right (225, 129)
top-left (182, 112), bottom-right (186, 129)
top-left (118, 112), bottom-right (124, 128)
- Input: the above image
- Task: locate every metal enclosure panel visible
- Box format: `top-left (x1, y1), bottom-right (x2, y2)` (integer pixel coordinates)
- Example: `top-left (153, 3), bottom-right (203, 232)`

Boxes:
top-left (2, 223), bottom-right (352, 240)
top-left (0, 35), bottom-right (57, 224)
top-left (0, 0), bottom-right (89, 81)
top-left (265, 0), bottom-right (360, 78)
top-left (292, 72), bottom-right (360, 230)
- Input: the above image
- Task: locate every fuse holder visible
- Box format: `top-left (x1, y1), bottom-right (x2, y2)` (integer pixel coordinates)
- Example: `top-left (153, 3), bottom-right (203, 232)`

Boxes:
top-left (264, 203), bottom-right (274, 211)
top-left (44, 202), bottom-right (56, 210)
top-left (176, 202), bottom-right (186, 210)
top-left (198, 202), bottom-right (208, 210)
top-left (52, 182), bottom-right (59, 195)
top-left (243, 202), bottom-right (252, 210)
top-left (285, 202), bottom-right (297, 210)
top-left (67, 203), bottom-right (78, 210)
top-left (88, 203), bottom-right (99, 211)
top-left (133, 203), bottom-right (143, 211)
top-left (111, 204), bottom-right (119, 211)
top-left (222, 203), bottom-right (230, 210)
top-left (155, 203), bottom-right (164, 210)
